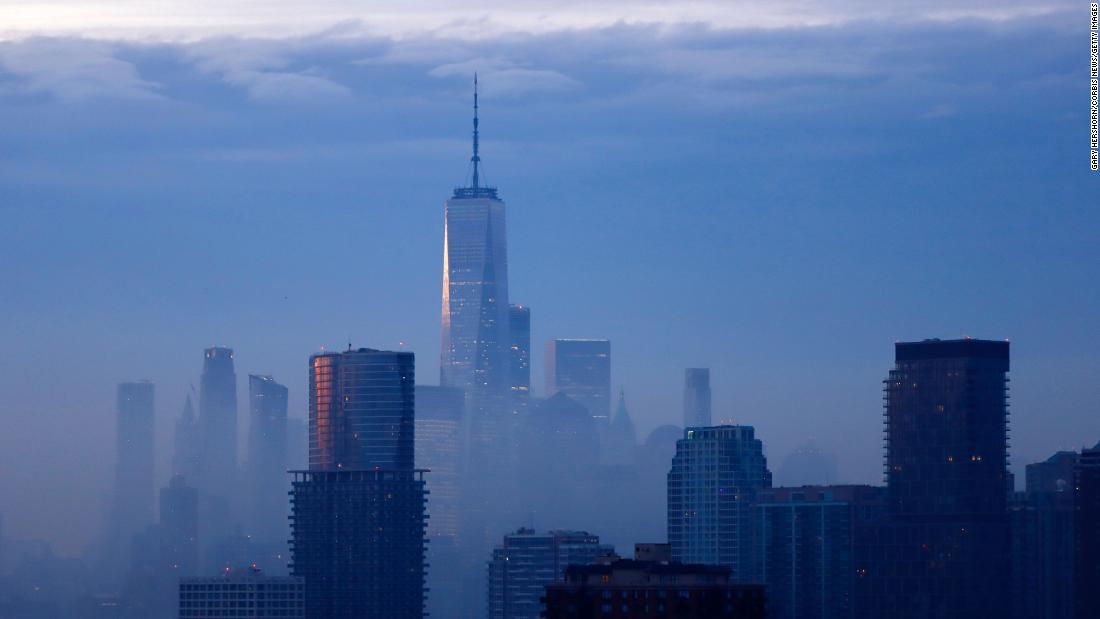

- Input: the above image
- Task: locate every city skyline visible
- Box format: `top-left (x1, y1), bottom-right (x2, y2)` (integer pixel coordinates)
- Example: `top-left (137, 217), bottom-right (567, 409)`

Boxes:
top-left (0, 2), bottom-right (1094, 559)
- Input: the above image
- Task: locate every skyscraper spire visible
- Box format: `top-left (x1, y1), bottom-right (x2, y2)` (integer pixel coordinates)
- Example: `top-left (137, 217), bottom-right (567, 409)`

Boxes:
top-left (452, 73), bottom-right (497, 199)
top-left (471, 73), bottom-right (480, 190)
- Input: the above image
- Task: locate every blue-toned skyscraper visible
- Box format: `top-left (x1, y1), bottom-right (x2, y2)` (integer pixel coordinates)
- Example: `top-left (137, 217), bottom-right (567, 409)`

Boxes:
top-left (199, 347), bottom-right (238, 501)
top-left (545, 339), bottom-right (612, 424)
top-left (246, 374), bottom-right (289, 545)
top-left (683, 368), bottom-right (712, 428)
top-left (440, 76), bottom-right (511, 437)
top-left (106, 381), bottom-right (156, 577)
top-left (668, 425), bottom-right (772, 581)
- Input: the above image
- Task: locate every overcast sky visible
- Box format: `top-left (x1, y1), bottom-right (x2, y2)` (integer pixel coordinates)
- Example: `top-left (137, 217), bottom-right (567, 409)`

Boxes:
top-left (0, 0), bottom-right (1094, 554)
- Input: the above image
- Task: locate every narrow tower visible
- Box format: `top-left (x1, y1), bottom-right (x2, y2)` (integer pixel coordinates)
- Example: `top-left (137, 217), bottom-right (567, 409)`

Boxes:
top-left (439, 75), bottom-right (511, 442)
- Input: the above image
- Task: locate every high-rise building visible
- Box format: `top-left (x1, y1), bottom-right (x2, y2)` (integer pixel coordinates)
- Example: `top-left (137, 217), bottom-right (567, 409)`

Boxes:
top-left (752, 485), bottom-right (886, 619)
top-left (486, 528), bottom-right (612, 619)
top-left (180, 568), bottom-right (304, 619)
top-left (508, 305), bottom-right (531, 411)
top-left (439, 76), bottom-right (511, 436)
top-left (517, 393), bottom-right (600, 524)
top-left (173, 392), bottom-right (202, 480)
top-left (246, 374), bottom-right (289, 544)
top-left (436, 77), bottom-right (514, 619)
top-left (667, 425), bottom-right (772, 581)
top-left (682, 368), bottom-right (712, 428)
top-left (160, 475), bottom-right (199, 578)
top-left (108, 381), bottom-right (156, 573)
top-left (291, 347), bottom-right (425, 619)
top-left (544, 339), bottom-right (611, 424)
top-left (308, 348), bottom-right (415, 470)
top-left (199, 347), bottom-right (238, 500)
top-left (542, 546), bottom-right (767, 619)
top-left (415, 385), bottom-right (464, 539)
top-left (1074, 442), bottom-right (1100, 619)
top-left (859, 338), bottom-right (1011, 618)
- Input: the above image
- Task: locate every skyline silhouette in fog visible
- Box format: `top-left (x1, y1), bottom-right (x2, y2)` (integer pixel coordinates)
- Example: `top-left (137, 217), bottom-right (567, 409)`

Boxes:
top-left (0, 3), bottom-right (1095, 555)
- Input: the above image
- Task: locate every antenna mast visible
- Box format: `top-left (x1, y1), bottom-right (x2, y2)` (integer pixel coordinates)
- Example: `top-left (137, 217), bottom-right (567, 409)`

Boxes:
top-left (471, 73), bottom-right (480, 190)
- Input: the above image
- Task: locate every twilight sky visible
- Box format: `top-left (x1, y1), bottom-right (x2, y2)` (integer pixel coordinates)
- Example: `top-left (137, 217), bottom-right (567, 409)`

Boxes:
top-left (0, 0), bottom-right (1095, 553)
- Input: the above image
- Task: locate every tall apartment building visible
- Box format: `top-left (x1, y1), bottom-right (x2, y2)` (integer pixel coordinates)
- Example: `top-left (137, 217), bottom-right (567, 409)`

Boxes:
top-left (668, 425), bottom-right (772, 581)
top-left (291, 348), bottom-right (426, 619)
top-left (753, 485), bottom-right (886, 619)
top-left (859, 339), bottom-right (1011, 618)
top-left (486, 528), bottom-right (612, 619)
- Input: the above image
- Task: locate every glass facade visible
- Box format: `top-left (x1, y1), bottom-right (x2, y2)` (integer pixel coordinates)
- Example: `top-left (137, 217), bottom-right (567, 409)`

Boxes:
top-left (668, 425), bottom-right (772, 582)
top-left (544, 339), bottom-right (612, 424)
top-left (440, 194), bottom-right (511, 419)
top-left (294, 348), bottom-right (425, 618)
top-left (199, 347), bottom-right (238, 500)
top-left (308, 348), bottom-right (415, 471)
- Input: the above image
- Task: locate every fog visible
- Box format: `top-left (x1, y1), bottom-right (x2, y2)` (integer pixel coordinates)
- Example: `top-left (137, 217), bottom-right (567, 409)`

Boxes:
top-left (0, 3), bottom-right (1095, 617)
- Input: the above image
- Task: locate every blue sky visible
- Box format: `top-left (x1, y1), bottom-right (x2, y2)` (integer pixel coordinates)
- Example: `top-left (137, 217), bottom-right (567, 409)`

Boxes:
top-left (0, 1), bottom-right (1095, 552)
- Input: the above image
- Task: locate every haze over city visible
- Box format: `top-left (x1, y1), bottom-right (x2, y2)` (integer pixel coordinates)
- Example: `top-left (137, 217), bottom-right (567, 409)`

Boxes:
top-left (0, 1), bottom-right (1096, 618)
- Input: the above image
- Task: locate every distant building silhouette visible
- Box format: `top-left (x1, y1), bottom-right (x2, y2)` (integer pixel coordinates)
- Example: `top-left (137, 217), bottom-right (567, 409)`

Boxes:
top-left (859, 338), bottom-right (1011, 618)
top-left (1074, 442), bottom-right (1100, 619)
top-left (291, 347), bottom-right (425, 619)
top-left (415, 385), bottom-right (464, 539)
top-left (545, 339), bottom-right (611, 424)
top-left (517, 393), bottom-right (600, 524)
top-left (173, 392), bottom-right (202, 481)
top-left (160, 475), bottom-right (199, 579)
top-left (668, 425), bottom-right (772, 581)
top-left (180, 568), bottom-right (303, 619)
top-left (486, 528), bottom-right (611, 619)
top-left (682, 368), bottom-right (712, 428)
top-left (107, 381), bottom-right (156, 577)
top-left (198, 347), bottom-right (238, 502)
top-left (542, 545), bottom-right (767, 619)
top-left (245, 374), bottom-right (289, 545)
top-left (753, 485), bottom-right (885, 619)
top-left (605, 388), bottom-right (636, 466)
top-left (1009, 450), bottom-right (1077, 619)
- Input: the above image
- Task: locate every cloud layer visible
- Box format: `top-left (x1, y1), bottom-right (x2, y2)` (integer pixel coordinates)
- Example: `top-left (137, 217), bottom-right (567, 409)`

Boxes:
top-left (0, 0), bottom-right (1076, 41)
